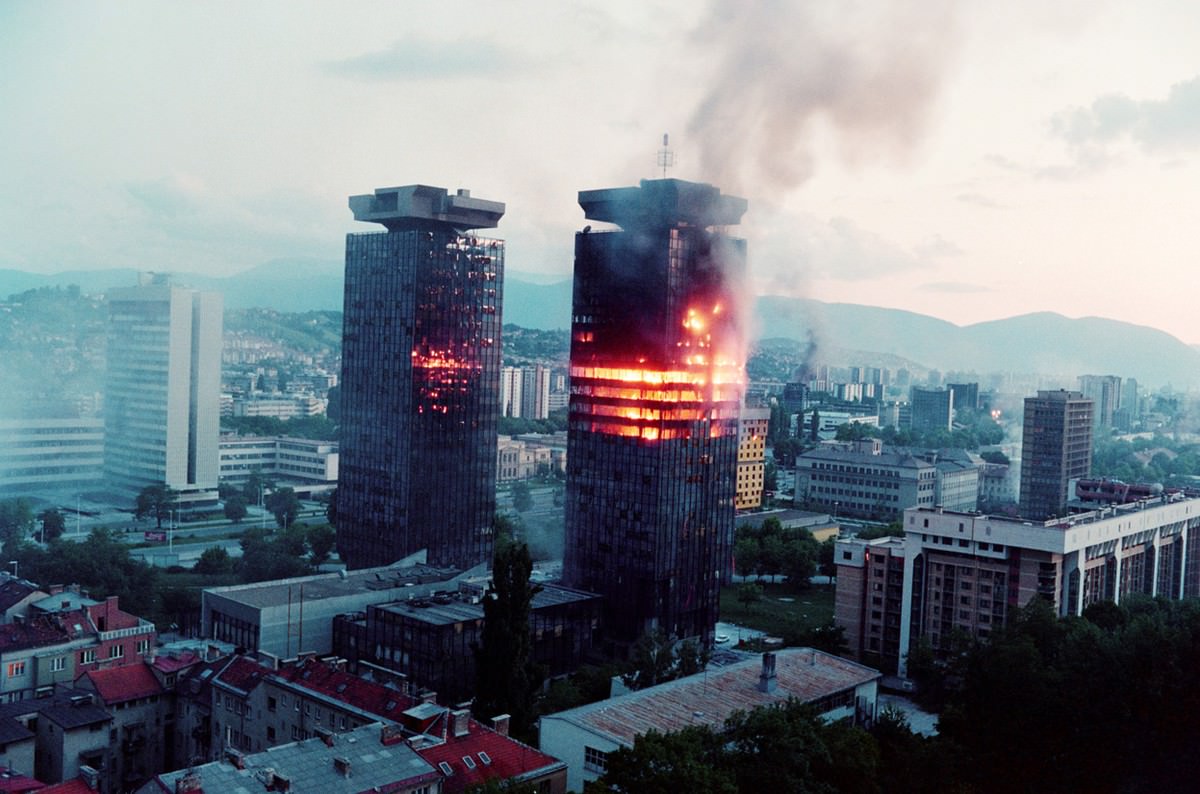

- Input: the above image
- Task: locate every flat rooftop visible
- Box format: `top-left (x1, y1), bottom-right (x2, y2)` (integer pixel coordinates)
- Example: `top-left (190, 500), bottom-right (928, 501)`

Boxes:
top-left (579, 178), bottom-right (747, 229)
top-left (542, 648), bottom-right (879, 746)
top-left (205, 563), bottom-right (472, 609)
top-left (349, 184), bottom-right (504, 231)
top-left (372, 583), bottom-right (599, 627)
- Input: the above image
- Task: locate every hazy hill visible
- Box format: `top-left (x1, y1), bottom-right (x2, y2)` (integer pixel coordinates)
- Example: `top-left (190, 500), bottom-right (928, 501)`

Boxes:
top-left (4, 265), bottom-right (1198, 388)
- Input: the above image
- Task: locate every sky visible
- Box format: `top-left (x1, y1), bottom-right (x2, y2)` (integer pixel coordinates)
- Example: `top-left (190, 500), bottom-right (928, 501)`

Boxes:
top-left (4, 1), bottom-right (1200, 342)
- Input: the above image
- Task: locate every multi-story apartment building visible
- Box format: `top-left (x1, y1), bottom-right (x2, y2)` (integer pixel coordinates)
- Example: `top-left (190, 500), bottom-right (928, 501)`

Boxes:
top-left (1019, 389), bottom-right (1094, 520)
top-left (736, 405), bottom-right (770, 510)
top-left (564, 179), bottom-right (746, 647)
top-left (836, 495), bottom-right (1200, 674)
top-left (338, 185), bottom-right (504, 570)
top-left (946, 382), bottom-right (979, 412)
top-left (0, 417), bottom-right (104, 496)
top-left (104, 273), bottom-right (222, 506)
top-left (229, 393), bottom-right (326, 420)
top-left (1078, 374), bottom-right (1122, 428)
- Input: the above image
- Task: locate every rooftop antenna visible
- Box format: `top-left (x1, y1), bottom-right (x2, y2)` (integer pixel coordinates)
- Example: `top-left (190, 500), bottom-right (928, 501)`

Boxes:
top-left (657, 133), bottom-right (675, 178)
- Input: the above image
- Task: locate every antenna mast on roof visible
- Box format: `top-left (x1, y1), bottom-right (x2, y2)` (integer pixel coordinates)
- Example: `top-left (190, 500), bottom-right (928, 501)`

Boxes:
top-left (657, 133), bottom-right (674, 178)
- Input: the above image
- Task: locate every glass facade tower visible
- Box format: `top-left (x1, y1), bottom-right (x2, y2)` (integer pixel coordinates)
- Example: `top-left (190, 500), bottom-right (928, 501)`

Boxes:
top-left (337, 185), bottom-right (504, 569)
top-left (563, 179), bottom-right (747, 647)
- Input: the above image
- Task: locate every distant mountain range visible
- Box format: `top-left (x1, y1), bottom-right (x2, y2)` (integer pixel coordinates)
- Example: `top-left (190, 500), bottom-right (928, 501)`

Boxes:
top-left (3, 261), bottom-right (1197, 388)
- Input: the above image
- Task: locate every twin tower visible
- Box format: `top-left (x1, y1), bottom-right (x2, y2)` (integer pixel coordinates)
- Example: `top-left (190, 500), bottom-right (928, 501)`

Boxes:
top-left (337, 180), bottom-right (748, 646)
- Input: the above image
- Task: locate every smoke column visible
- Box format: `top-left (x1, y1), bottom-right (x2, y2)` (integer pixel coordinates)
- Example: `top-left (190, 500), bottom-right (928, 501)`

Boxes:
top-left (686, 0), bottom-right (961, 195)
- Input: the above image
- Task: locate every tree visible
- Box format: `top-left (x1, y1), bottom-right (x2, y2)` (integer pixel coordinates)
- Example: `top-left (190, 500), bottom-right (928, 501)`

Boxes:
top-left (733, 537), bottom-right (759, 578)
top-left (473, 540), bottom-right (544, 739)
top-left (265, 486), bottom-right (300, 529)
top-left (0, 498), bottom-right (35, 546)
top-left (307, 524), bottom-right (336, 566)
top-left (624, 630), bottom-right (676, 690)
top-left (511, 480), bottom-right (534, 513)
top-left (135, 483), bottom-right (178, 529)
top-left (193, 546), bottom-right (234, 575)
top-left (325, 487), bottom-right (338, 526)
top-left (809, 409), bottom-right (820, 441)
top-left (223, 495), bottom-right (248, 524)
top-left (818, 537), bottom-right (837, 580)
top-left (39, 508), bottom-right (66, 543)
top-left (596, 726), bottom-right (738, 794)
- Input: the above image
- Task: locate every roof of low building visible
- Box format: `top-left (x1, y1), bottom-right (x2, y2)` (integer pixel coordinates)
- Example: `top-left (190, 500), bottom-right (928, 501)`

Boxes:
top-left (203, 562), bottom-right (471, 609)
top-left (272, 657), bottom-right (417, 722)
top-left (146, 723), bottom-right (441, 794)
top-left (541, 648), bottom-right (880, 747)
top-left (0, 577), bottom-right (45, 615)
top-left (83, 663), bottom-right (163, 704)
top-left (419, 718), bottom-right (564, 794)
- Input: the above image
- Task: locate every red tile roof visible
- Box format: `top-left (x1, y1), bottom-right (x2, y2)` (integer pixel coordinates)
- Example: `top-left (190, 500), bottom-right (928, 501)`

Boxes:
top-left (213, 656), bottom-right (270, 693)
top-left (0, 617), bottom-right (69, 652)
top-left (0, 768), bottom-right (44, 792)
top-left (418, 719), bottom-right (563, 794)
top-left (83, 663), bottom-right (163, 704)
top-left (152, 649), bottom-right (201, 673)
top-left (273, 658), bottom-right (418, 721)
top-left (37, 780), bottom-right (93, 794)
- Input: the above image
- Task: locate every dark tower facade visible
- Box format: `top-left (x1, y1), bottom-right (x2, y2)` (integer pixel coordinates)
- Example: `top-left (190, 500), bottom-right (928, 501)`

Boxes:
top-left (337, 185), bottom-right (504, 569)
top-left (1019, 389), bottom-right (1094, 520)
top-left (563, 179), bottom-right (747, 647)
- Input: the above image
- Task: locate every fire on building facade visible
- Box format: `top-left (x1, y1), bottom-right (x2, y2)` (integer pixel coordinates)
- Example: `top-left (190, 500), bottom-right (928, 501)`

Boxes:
top-left (563, 179), bottom-right (747, 648)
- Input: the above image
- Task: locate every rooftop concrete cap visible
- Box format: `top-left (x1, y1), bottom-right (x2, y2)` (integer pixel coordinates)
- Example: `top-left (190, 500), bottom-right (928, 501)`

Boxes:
top-left (349, 184), bottom-right (505, 231)
top-left (578, 178), bottom-right (747, 229)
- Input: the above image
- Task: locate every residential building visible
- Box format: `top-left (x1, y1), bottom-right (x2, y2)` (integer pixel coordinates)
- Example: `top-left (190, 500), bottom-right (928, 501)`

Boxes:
top-left (33, 690), bottom-right (112, 788)
top-left (0, 418), bottom-right (104, 496)
top-left (331, 583), bottom-right (602, 705)
top-left (142, 722), bottom-right (443, 794)
top-left (104, 273), bottom-right (222, 506)
top-left (836, 496), bottom-right (1200, 676)
top-left (337, 185), bottom-right (504, 570)
top-left (539, 649), bottom-right (879, 792)
top-left (1078, 374), bottom-right (1122, 428)
top-left (1019, 390), bottom-right (1094, 520)
top-left (77, 664), bottom-right (166, 792)
top-left (564, 179), bottom-right (746, 647)
top-left (167, 656), bottom-right (566, 793)
top-left (909, 387), bottom-right (952, 433)
top-left (736, 405), bottom-right (770, 510)
top-left (499, 367), bottom-right (523, 418)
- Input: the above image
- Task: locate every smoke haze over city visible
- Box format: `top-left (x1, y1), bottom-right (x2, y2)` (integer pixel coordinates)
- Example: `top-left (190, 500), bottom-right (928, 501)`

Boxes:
top-left (4, 1), bottom-right (1200, 343)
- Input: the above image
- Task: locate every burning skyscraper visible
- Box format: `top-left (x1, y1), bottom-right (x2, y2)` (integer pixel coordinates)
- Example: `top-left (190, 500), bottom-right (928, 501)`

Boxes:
top-left (563, 178), bottom-right (747, 647)
top-left (337, 185), bottom-right (504, 569)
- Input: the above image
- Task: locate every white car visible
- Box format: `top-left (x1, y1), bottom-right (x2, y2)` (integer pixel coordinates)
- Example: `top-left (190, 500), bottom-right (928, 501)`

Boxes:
top-left (715, 634), bottom-right (730, 644)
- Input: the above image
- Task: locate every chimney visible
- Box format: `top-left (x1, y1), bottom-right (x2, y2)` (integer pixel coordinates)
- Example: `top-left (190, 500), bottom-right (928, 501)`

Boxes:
top-left (758, 652), bottom-right (777, 694)
top-left (333, 756), bottom-right (351, 778)
top-left (451, 708), bottom-right (470, 738)
top-left (491, 714), bottom-right (510, 737)
top-left (315, 726), bottom-right (335, 746)
top-left (225, 748), bottom-right (246, 770)
top-left (79, 765), bottom-right (101, 791)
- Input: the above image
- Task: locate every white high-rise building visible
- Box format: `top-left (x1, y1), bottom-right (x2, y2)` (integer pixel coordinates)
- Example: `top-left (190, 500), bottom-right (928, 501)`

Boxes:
top-left (520, 365), bottom-right (551, 420)
top-left (500, 366), bottom-right (524, 418)
top-left (104, 274), bottom-right (222, 503)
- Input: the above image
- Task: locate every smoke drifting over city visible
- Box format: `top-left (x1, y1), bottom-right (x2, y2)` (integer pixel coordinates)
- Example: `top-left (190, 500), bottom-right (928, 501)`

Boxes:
top-left (686, 0), bottom-right (960, 195)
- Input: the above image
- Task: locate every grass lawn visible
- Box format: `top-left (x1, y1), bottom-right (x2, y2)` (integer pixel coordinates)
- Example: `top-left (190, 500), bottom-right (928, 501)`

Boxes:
top-left (719, 581), bottom-right (836, 639)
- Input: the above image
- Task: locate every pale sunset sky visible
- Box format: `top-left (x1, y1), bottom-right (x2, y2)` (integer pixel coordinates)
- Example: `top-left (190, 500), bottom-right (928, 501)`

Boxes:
top-left (3, 1), bottom-right (1200, 341)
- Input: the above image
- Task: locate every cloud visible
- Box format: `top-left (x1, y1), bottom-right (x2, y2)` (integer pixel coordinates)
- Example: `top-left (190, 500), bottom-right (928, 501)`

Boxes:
top-left (324, 37), bottom-right (527, 81)
top-left (750, 210), bottom-right (929, 293)
top-left (1052, 75), bottom-right (1200, 154)
top-left (955, 192), bottom-right (1001, 208)
top-left (684, 0), bottom-right (961, 194)
top-left (919, 281), bottom-right (991, 294)
top-left (914, 234), bottom-right (964, 259)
